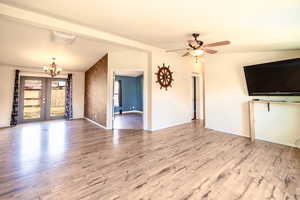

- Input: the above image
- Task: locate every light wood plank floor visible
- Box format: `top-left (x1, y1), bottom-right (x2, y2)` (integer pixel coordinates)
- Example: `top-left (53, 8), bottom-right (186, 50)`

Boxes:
top-left (0, 119), bottom-right (299, 200)
top-left (114, 113), bottom-right (143, 129)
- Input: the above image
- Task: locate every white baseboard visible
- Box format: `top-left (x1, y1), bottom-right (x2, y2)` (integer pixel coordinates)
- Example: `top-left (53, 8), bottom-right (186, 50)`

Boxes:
top-left (84, 117), bottom-right (108, 129)
top-left (114, 110), bottom-right (143, 114)
top-left (150, 120), bottom-right (192, 131)
top-left (0, 125), bottom-right (10, 129)
top-left (207, 127), bottom-right (250, 138)
top-left (0, 122), bottom-right (10, 128)
top-left (207, 126), bottom-right (300, 149)
top-left (255, 136), bottom-right (300, 149)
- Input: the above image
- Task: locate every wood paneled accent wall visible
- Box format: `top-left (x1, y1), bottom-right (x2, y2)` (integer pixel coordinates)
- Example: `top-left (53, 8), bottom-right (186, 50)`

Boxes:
top-left (84, 54), bottom-right (108, 127)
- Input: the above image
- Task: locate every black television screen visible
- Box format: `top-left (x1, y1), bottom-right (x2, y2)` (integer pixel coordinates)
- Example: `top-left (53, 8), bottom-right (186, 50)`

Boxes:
top-left (244, 58), bottom-right (300, 96)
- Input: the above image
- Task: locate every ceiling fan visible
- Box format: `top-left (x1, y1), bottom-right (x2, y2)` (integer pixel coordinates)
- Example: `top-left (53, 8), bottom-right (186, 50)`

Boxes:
top-left (166, 33), bottom-right (231, 57)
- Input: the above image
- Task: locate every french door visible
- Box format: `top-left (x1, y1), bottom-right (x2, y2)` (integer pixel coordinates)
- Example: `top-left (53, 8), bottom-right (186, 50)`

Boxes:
top-left (19, 76), bottom-right (67, 123)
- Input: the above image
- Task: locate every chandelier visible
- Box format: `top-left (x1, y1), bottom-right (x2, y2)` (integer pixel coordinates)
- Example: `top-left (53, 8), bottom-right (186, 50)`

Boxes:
top-left (43, 58), bottom-right (62, 77)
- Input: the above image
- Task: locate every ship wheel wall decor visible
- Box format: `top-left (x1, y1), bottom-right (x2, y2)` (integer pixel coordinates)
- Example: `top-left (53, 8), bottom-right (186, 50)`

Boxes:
top-left (155, 63), bottom-right (174, 90)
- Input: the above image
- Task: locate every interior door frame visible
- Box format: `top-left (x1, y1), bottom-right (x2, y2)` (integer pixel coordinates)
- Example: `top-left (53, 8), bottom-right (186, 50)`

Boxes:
top-left (191, 73), bottom-right (202, 121)
top-left (192, 76), bottom-right (197, 120)
top-left (112, 72), bottom-right (116, 129)
top-left (111, 70), bottom-right (145, 130)
top-left (191, 71), bottom-right (206, 127)
top-left (19, 76), bottom-right (47, 123)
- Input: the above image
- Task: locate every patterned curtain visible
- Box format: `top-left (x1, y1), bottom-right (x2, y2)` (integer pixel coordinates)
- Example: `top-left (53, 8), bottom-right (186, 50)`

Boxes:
top-left (65, 73), bottom-right (73, 120)
top-left (10, 70), bottom-right (20, 126)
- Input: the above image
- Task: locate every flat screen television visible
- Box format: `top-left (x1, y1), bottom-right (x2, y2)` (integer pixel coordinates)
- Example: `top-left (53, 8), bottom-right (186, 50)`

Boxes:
top-left (244, 58), bottom-right (300, 96)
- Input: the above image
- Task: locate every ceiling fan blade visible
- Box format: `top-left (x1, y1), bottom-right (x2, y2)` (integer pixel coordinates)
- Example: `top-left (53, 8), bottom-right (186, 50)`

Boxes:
top-left (203, 41), bottom-right (230, 48)
top-left (203, 48), bottom-right (218, 54)
top-left (166, 48), bottom-right (191, 52)
top-left (182, 52), bottom-right (190, 57)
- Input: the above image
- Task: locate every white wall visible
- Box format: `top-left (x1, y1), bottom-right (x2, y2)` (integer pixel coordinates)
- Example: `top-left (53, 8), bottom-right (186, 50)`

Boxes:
top-left (150, 51), bottom-right (202, 130)
top-left (0, 66), bottom-right (15, 127)
top-left (0, 65), bottom-right (85, 128)
top-left (71, 71), bottom-right (85, 119)
top-left (204, 51), bottom-right (300, 144)
top-left (254, 101), bottom-right (300, 147)
top-left (106, 49), bottom-right (203, 131)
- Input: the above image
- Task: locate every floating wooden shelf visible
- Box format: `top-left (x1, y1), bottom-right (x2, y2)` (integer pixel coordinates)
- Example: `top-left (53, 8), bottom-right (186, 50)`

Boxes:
top-left (250, 100), bottom-right (300, 105)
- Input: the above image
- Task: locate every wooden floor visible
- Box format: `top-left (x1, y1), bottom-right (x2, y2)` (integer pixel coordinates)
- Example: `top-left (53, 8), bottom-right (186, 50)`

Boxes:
top-left (113, 113), bottom-right (143, 129)
top-left (0, 119), bottom-right (299, 200)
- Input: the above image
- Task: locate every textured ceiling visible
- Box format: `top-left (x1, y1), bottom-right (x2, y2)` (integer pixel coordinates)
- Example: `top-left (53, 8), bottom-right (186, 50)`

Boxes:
top-left (0, 0), bottom-right (299, 71)
top-left (0, 17), bottom-right (126, 71)
top-left (0, 0), bottom-right (299, 52)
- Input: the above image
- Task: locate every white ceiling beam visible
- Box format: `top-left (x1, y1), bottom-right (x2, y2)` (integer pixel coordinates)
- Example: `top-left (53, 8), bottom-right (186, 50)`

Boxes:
top-left (0, 3), bottom-right (162, 52)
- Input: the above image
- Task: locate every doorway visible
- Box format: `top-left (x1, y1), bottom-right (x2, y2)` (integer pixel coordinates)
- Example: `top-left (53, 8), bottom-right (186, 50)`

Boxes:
top-left (19, 76), bottom-right (67, 123)
top-left (192, 75), bottom-right (201, 120)
top-left (112, 72), bottom-right (144, 129)
top-left (192, 76), bottom-right (197, 120)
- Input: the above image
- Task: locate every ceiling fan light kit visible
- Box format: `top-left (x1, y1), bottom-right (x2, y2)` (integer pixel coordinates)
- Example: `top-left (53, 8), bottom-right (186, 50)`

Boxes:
top-left (189, 49), bottom-right (204, 57)
top-left (166, 33), bottom-right (231, 62)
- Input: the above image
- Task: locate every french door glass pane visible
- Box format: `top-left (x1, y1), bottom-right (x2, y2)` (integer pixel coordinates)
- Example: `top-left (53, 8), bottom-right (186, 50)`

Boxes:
top-left (23, 80), bottom-right (42, 119)
top-left (50, 80), bottom-right (66, 117)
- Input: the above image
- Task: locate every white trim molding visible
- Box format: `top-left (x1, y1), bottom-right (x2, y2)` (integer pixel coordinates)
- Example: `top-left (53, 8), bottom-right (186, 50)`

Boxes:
top-left (150, 120), bottom-right (192, 131)
top-left (84, 117), bottom-right (108, 129)
top-left (114, 110), bottom-right (143, 114)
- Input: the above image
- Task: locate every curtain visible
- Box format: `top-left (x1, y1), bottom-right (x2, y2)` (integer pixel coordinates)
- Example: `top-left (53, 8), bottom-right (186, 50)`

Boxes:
top-left (10, 70), bottom-right (20, 126)
top-left (65, 73), bottom-right (73, 120)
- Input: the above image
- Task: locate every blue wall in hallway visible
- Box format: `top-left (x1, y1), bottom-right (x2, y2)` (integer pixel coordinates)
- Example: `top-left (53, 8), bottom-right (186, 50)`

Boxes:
top-left (114, 75), bottom-right (143, 113)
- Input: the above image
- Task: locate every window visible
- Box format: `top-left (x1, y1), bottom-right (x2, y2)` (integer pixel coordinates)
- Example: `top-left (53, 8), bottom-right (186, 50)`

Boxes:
top-left (114, 80), bottom-right (121, 107)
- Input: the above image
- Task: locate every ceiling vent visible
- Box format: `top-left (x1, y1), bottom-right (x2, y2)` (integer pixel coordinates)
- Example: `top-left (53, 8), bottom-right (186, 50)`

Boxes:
top-left (52, 31), bottom-right (76, 44)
